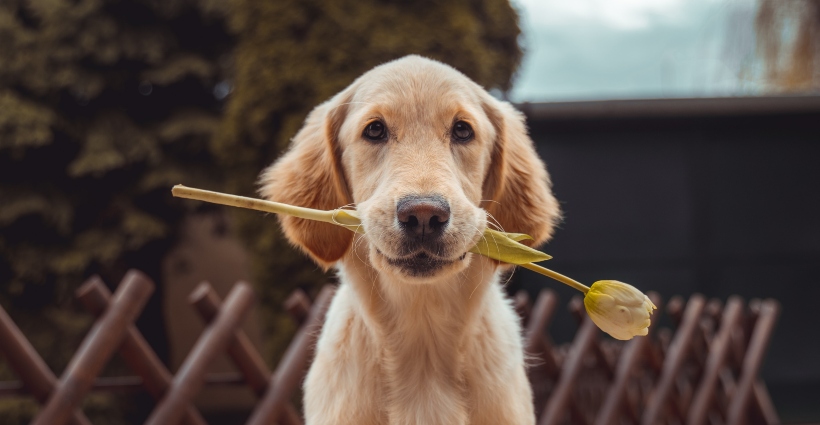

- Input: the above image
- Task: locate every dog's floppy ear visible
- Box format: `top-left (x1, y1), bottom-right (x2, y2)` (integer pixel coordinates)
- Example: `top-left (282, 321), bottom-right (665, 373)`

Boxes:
top-left (481, 97), bottom-right (561, 247)
top-left (259, 96), bottom-right (353, 269)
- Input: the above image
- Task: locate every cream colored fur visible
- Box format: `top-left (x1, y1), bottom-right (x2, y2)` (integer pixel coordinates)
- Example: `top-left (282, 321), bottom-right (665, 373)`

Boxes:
top-left (260, 56), bottom-right (560, 425)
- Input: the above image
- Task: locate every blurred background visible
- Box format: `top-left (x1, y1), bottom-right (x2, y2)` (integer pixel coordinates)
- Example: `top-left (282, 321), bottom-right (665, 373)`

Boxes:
top-left (0, 0), bottom-right (817, 423)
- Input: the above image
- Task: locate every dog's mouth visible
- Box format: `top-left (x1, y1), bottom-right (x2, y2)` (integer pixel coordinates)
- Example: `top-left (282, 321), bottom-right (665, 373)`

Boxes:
top-left (378, 250), bottom-right (468, 277)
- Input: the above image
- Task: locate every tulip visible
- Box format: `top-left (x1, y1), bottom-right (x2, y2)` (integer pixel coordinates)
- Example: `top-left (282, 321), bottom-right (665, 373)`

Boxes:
top-left (172, 185), bottom-right (656, 339)
top-left (583, 280), bottom-right (657, 340)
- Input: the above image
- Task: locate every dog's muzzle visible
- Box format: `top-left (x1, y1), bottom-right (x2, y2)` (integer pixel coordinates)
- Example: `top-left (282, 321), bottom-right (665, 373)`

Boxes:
top-left (380, 194), bottom-right (465, 276)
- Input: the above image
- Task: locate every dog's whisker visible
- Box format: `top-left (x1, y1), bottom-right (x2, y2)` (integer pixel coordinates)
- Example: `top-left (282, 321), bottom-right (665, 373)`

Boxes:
top-left (338, 203), bottom-right (359, 211)
top-left (484, 211), bottom-right (505, 233)
top-left (500, 265), bottom-right (516, 288)
top-left (347, 231), bottom-right (387, 304)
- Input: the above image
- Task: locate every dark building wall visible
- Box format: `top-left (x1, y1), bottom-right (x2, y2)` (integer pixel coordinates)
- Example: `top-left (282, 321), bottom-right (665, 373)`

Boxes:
top-left (516, 96), bottom-right (820, 419)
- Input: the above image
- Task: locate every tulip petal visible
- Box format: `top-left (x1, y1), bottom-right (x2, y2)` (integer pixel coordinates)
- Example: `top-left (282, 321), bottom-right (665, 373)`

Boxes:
top-left (584, 280), bottom-right (655, 340)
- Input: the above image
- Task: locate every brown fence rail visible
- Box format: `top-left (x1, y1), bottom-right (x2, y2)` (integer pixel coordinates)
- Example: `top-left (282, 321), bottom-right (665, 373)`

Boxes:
top-left (0, 270), bottom-right (780, 425)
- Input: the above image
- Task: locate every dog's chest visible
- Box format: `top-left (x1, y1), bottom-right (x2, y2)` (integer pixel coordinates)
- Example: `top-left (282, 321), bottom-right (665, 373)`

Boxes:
top-left (304, 268), bottom-right (533, 424)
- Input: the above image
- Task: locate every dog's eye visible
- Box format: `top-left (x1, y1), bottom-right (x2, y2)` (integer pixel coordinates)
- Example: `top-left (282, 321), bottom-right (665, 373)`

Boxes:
top-left (363, 121), bottom-right (387, 142)
top-left (451, 121), bottom-right (474, 143)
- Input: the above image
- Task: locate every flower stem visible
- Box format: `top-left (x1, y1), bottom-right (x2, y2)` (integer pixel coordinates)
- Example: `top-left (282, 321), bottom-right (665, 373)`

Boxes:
top-left (519, 262), bottom-right (590, 294)
top-left (172, 185), bottom-right (591, 292)
top-left (172, 185), bottom-right (335, 223)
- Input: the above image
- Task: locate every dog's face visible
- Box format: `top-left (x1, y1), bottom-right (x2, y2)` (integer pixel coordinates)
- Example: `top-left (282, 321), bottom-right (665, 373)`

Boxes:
top-left (261, 56), bottom-right (560, 282)
top-left (336, 65), bottom-right (496, 280)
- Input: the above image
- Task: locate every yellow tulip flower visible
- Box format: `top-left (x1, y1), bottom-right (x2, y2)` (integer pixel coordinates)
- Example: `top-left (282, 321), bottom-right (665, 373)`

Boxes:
top-left (583, 280), bottom-right (657, 340)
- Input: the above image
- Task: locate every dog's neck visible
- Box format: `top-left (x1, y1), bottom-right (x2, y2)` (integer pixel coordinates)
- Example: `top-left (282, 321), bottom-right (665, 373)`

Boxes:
top-left (337, 246), bottom-right (502, 422)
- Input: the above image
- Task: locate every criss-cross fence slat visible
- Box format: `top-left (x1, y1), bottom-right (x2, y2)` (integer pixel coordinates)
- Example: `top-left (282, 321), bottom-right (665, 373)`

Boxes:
top-left (0, 270), bottom-right (335, 425)
top-left (144, 282), bottom-right (254, 425)
top-left (688, 296), bottom-right (745, 425)
top-left (0, 297), bottom-right (93, 425)
top-left (245, 285), bottom-right (335, 425)
top-left (33, 271), bottom-right (154, 425)
top-left (190, 282), bottom-right (302, 425)
top-left (0, 269), bottom-right (781, 425)
top-left (727, 299), bottom-right (780, 425)
top-left (76, 276), bottom-right (207, 425)
top-left (642, 294), bottom-right (707, 425)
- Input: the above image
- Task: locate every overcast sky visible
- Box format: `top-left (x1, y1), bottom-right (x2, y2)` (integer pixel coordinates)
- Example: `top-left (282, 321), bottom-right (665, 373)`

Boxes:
top-left (509, 0), bottom-right (763, 101)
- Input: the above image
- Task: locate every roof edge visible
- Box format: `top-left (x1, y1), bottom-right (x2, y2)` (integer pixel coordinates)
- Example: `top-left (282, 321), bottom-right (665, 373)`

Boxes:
top-left (516, 94), bottom-right (820, 120)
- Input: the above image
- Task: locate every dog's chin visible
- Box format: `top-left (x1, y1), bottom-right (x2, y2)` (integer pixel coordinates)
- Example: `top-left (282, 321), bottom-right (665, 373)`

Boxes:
top-left (373, 249), bottom-right (470, 282)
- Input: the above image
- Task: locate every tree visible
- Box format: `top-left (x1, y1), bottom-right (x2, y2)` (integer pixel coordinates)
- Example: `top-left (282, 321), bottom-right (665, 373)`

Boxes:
top-left (0, 0), bottom-right (231, 422)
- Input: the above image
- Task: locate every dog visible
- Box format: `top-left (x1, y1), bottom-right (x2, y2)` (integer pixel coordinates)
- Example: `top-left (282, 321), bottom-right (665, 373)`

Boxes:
top-left (260, 55), bottom-right (560, 425)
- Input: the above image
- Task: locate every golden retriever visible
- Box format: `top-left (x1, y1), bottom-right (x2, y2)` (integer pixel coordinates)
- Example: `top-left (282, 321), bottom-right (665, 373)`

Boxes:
top-left (260, 55), bottom-right (560, 425)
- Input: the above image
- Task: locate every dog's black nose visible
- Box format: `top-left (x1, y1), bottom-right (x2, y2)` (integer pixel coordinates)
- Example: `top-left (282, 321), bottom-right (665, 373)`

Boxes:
top-left (397, 195), bottom-right (450, 238)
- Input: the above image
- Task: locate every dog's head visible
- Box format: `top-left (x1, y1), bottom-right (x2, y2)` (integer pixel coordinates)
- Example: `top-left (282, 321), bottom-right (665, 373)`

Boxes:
top-left (260, 56), bottom-right (560, 282)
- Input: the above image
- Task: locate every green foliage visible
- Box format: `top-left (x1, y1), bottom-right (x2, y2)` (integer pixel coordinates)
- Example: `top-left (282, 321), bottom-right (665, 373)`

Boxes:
top-left (217, 0), bottom-right (523, 361)
top-left (0, 0), bottom-right (232, 302)
top-left (0, 0), bottom-right (231, 420)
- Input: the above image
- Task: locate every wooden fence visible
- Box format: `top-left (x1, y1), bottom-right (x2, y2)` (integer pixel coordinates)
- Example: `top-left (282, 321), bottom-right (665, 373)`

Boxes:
top-left (0, 269), bottom-right (780, 425)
